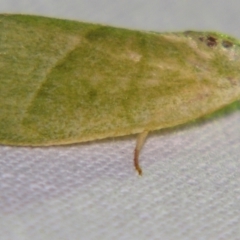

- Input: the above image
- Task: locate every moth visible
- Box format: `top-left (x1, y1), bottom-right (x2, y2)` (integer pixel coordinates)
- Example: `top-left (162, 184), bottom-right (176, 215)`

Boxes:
top-left (0, 14), bottom-right (240, 175)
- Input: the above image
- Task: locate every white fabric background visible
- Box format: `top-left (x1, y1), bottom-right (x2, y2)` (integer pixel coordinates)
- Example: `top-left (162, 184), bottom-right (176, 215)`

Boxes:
top-left (0, 1), bottom-right (240, 239)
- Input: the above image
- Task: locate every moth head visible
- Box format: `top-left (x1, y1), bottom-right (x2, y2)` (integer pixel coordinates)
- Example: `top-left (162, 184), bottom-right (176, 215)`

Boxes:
top-left (182, 31), bottom-right (240, 88)
top-left (184, 30), bottom-right (239, 49)
top-left (184, 31), bottom-right (240, 63)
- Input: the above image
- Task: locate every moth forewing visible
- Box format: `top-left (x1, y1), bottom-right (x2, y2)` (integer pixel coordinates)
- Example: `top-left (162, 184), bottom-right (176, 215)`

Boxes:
top-left (1, 14), bottom-right (240, 174)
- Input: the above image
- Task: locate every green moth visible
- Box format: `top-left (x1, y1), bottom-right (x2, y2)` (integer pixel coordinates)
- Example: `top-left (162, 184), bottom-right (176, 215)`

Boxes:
top-left (1, 14), bottom-right (240, 175)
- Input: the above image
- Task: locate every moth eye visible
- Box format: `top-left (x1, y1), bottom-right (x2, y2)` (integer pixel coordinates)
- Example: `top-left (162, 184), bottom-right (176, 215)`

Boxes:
top-left (206, 36), bottom-right (218, 47)
top-left (222, 40), bottom-right (233, 48)
top-left (198, 35), bottom-right (218, 47)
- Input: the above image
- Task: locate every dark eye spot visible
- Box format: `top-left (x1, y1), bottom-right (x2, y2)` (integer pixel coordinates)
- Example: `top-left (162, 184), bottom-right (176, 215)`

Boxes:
top-left (198, 35), bottom-right (218, 47)
top-left (206, 36), bottom-right (217, 47)
top-left (222, 40), bottom-right (233, 48)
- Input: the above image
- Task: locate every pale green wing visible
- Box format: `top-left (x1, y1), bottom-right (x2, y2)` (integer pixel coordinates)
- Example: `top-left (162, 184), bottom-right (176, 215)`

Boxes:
top-left (0, 14), bottom-right (240, 145)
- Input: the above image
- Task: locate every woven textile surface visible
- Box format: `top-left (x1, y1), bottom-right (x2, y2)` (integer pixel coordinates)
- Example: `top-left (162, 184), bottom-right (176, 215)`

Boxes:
top-left (1, 1), bottom-right (240, 239)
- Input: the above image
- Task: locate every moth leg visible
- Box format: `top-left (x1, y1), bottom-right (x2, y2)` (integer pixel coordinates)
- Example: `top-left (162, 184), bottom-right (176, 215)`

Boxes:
top-left (134, 131), bottom-right (149, 175)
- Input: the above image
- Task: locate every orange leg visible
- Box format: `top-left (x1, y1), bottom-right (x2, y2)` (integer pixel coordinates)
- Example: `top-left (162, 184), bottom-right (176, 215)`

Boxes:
top-left (134, 131), bottom-right (149, 175)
